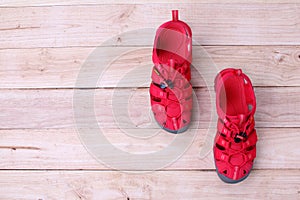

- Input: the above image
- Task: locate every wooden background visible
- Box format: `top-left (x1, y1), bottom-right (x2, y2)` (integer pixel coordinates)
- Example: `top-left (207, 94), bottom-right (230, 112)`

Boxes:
top-left (0, 1), bottom-right (300, 199)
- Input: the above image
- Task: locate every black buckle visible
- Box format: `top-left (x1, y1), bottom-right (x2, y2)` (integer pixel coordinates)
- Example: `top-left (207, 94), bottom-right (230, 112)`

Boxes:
top-left (234, 132), bottom-right (247, 143)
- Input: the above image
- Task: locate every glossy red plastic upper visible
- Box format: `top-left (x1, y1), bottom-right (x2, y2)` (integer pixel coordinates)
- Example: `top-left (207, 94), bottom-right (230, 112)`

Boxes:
top-left (214, 68), bottom-right (258, 183)
top-left (149, 10), bottom-right (192, 133)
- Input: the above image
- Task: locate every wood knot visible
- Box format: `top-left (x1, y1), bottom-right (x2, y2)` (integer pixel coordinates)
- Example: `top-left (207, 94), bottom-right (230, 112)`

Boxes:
top-left (274, 52), bottom-right (285, 64)
top-left (293, 51), bottom-right (300, 61)
top-left (274, 51), bottom-right (285, 64)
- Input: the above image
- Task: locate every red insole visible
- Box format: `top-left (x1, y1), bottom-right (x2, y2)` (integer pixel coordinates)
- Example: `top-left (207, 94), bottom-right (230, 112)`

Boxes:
top-left (219, 76), bottom-right (248, 116)
top-left (156, 28), bottom-right (186, 64)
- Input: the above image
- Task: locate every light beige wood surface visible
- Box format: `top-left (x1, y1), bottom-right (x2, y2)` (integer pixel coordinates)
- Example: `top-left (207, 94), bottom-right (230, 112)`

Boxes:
top-left (0, 170), bottom-right (299, 200)
top-left (0, 4), bottom-right (300, 48)
top-left (0, 46), bottom-right (300, 88)
top-left (0, 128), bottom-right (299, 170)
top-left (0, 88), bottom-right (299, 129)
top-left (2, 0), bottom-right (300, 7)
top-left (1, 2), bottom-right (299, 199)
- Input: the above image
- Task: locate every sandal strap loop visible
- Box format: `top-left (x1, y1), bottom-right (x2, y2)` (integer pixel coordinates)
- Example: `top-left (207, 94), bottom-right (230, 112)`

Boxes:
top-left (150, 83), bottom-right (168, 100)
top-left (215, 149), bottom-right (230, 162)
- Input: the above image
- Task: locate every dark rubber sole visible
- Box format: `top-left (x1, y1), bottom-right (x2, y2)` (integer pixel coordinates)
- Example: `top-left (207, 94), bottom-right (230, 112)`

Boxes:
top-left (215, 163), bottom-right (253, 184)
top-left (162, 124), bottom-right (189, 134)
top-left (155, 119), bottom-right (189, 134)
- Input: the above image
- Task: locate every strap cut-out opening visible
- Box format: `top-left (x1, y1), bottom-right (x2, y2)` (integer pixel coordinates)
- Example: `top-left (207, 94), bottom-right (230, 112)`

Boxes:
top-left (151, 96), bottom-right (161, 102)
top-left (216, 143), bottom-right (225, 151)
top-left (246, 145), bottom-right (255, 152)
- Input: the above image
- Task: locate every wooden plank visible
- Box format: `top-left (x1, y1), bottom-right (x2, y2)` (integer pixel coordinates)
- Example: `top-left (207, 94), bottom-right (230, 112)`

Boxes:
top-left (0, 4), bottom-right (300, 48)
top-left (0, 87), bottom-right (299, 129)
top-left (2, 0), bottom-right (300, 7)
top-left (0, 170), bottom-right (298, 199)
top-left (1, 46), bottom-right (300, 88)
top-left (0, 128), bottom-right (298, 170)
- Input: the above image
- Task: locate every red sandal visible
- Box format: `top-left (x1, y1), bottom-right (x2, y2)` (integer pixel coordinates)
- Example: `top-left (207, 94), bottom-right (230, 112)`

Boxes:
top-left (149, 10), bottom-right (192, 134)
top-left (214, 68), bottom-right (258, 183)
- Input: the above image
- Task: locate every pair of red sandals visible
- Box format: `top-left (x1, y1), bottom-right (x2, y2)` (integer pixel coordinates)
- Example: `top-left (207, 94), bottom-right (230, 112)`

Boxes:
top-left (150, 10), bottom-right (257, 183)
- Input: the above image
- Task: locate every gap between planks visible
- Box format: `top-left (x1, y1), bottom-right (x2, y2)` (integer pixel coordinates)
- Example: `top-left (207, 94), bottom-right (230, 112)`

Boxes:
top-left (0, 4), bottom-right (300, 47)
top-left (0, 87), bottom-right (299, 129)
top-left (0, 128), bottom-right (299, 170)
top-left (0, 46), bottom-right (299, 88)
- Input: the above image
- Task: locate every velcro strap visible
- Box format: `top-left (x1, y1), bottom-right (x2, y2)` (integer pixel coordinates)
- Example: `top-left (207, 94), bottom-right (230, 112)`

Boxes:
top-left (215, 149), bottom-right (230, 162)
top-left (217, 120), bottom-right (232, 138)
top-left (216, 135), bottom-right (230, 149)
top-left (150, 83), bottom-right (168, 99)
top-left (243, 129), bottom-right (257, 149)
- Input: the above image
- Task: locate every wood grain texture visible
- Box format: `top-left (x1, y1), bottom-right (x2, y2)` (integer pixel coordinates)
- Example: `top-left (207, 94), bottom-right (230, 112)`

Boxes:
top-left (0, 87), bottom-right (298, 129)
top-left (1, 46), bottom-right (300, 88)
top-left (0, 128), bottom-right (298, 170)
top-left (0, 170), bottom-right (298, 199)
top-left (2, 0), bottom-right (300, 7)
top-left (0, 4), bottom-right (300, 48)
top-left (0, 2), bottom-right (299, 198)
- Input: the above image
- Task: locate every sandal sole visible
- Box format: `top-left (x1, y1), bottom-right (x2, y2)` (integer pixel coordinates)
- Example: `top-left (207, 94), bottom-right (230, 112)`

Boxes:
top-left (155, 119), bottom-right (189, 134)
top-left (215, 163), bottom-right (253, 184)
